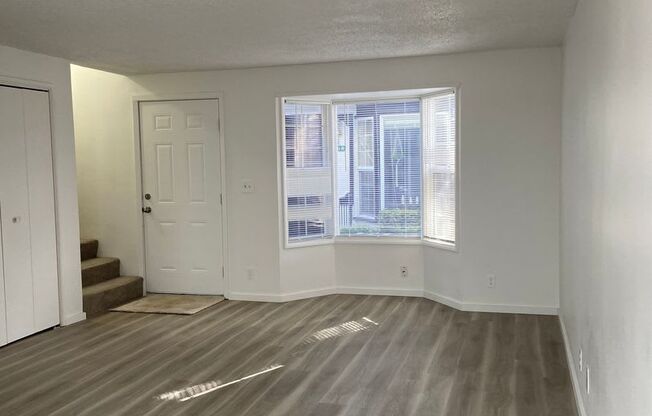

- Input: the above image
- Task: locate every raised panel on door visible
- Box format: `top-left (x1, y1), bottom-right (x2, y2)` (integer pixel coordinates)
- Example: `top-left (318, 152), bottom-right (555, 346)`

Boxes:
top-left (140, 99), bottom-right (223, 295)
top-left (22, 89), bottom-right (60, 331)
top-left (0, 89), bottom-right (9, 346)
top-left (0, 88), bottom-right (17, 346)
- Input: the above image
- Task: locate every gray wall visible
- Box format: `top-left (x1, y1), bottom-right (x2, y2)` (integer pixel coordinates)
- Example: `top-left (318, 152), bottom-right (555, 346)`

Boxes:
top-left (561, 0), bottom-right (652, 414)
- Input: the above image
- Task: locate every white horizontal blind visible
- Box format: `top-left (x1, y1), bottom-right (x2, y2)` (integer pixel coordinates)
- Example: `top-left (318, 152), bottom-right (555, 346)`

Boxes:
top-left (334, 100), bottom-right (422, 237)
top-left (422, 92), bottom-right (457, 245)
top-left (283, 102), bottom-right (333, 243)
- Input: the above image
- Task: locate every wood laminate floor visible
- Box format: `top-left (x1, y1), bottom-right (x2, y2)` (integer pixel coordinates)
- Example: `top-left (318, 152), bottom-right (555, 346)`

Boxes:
top-left (0, 295), bottom-right (577, 415)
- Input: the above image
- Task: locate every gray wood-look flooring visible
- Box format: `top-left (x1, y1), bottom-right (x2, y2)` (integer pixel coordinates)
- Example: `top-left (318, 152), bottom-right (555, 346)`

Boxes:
top-left (0, 295), bottom-right (577, 415)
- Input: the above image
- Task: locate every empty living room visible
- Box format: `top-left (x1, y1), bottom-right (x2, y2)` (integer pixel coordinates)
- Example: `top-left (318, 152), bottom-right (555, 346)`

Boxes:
top-left (0, 0), bottom-right (650, 415)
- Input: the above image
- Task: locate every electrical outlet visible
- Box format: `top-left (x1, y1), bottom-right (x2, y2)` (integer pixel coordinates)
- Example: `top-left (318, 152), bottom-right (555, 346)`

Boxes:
top-left (242, 180), bottom-right (254, 193)
top-left (586, 366), bottom-right (590, 395)
top-left (487, 274), bottom-right (496, 288)
top-left (400, 266), bottom-right (408, 278)
top-left (579, 348), bottom-right (583, 372)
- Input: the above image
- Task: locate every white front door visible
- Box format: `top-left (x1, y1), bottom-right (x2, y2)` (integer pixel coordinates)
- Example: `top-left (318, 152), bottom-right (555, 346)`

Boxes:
top-left (140, 99), bottom-right (223, 295)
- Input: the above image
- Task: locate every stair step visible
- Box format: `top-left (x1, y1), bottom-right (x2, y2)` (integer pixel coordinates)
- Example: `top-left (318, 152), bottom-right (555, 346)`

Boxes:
top-left (80, 238), bottom-right (99, 261)
top-left (82, 276), bottom-right (143, 316)
top-left (82, 257), bottom-right (120, 287)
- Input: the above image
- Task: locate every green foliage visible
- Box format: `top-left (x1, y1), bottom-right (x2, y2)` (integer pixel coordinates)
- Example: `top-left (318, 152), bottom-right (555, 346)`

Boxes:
top-left (339, 225), bottom-right (379, 235)
top-left (378, 209), bottom-right (421, 226)
top-left (339, 209), bottom-right (421, 236)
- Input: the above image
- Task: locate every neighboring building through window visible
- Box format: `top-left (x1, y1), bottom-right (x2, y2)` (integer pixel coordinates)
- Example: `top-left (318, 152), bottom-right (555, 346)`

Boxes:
top-left (284, 103), bottom-right (326, 168)
top-left (336, 100), bottom-right (421, 237)
top-left (283, 102), bottom-right (333, 241)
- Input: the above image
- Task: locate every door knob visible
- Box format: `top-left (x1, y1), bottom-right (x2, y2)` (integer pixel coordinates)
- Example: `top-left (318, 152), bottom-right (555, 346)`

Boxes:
top-left (142, 207), bottom-right (152, 213)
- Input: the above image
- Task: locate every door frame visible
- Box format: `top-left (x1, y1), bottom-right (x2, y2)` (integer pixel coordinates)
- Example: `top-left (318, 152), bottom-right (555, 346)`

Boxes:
top-left (131, 93), bottom-right (230, 297)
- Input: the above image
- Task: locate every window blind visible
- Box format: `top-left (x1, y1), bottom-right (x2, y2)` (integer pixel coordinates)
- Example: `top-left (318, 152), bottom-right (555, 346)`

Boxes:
top-left (422, 92), bottom-right (456, 245)
top-left (283, 102), bottom-right (333, 242)
top-left (334, 100), bottom-right (422, 237)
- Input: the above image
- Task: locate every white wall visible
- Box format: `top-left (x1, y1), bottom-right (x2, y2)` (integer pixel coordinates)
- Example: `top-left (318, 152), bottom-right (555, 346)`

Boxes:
top-left (72, 47), bottom-right (561, 312)
top-left (71, 67), bottom-right (143, 276)
top-left (0, 45), bottom-right (84, 325)
top-left (336, 244), bottom-right (424, 296)
top-left (424, 48), bottom-right (561, 313)
top-left (561, 0), bottom-right (652, 415)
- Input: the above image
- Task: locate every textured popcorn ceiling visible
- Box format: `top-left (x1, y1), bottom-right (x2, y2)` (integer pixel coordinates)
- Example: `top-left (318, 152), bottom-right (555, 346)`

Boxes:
top-left (0, 0), bottom-right (577, 74)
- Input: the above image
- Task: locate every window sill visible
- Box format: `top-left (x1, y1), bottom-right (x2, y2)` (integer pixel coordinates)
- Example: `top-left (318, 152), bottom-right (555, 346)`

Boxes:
top-left (285, 238), bottom-right (334, 249)
top-left (334, 237), bottom-right (422, 246)
top-left (422, 238), bottom-right (457, 252)
top-left (285, 236), bottom-right (457, 251)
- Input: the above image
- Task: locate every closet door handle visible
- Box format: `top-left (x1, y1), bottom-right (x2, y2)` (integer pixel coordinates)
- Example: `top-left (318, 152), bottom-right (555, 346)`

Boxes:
top-left (142, 207), bottom-right (152, 214)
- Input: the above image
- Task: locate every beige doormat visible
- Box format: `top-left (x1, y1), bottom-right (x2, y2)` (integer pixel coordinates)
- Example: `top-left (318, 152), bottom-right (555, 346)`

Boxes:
top-left (111, 294), bottom-right (225, 315)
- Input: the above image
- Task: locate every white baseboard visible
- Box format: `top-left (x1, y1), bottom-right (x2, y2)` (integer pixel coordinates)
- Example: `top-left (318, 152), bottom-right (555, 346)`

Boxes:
top-left (559, 315), bottom-right (588, 416)
top-left (227, 291), bottom-right (286, 302)
top-left (229, 288), bottom-right (557, 316)
top-left (228, 287), bottom-right (423, 302)
top-left (336, 286), bottom-right (423, 297)
top-left (228, 287), bottom-right (337, 302)
top-left (423, 290), bottom-right (558, 315)
top-left (60, 311), bottom-right (86, 326)
top-left (423, 290), bottom-right (465, 310)
top-left (462, 302), bottom-right (558, 315)
top-left (281, 287), bottom-right (337, 302)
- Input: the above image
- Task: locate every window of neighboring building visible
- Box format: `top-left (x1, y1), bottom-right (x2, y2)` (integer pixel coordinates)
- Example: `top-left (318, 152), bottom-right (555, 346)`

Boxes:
top-left (284, 103), bottom-right (326, 168)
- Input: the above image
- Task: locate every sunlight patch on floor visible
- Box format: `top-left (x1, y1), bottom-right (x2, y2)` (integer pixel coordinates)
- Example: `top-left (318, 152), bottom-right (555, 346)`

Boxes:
top-left (302, 317), bottom-right (379, 345)
top-left (157, 364), bottom-right (285, 402)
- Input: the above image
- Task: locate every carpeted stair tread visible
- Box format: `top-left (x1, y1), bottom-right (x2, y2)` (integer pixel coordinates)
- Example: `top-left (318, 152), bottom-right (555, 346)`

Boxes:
top-left (82, 257), bottom-right (120, 287)
top-left (80, 239), bottom-right (98, 261)
top-left (83, 276), bottom-right (143, 316)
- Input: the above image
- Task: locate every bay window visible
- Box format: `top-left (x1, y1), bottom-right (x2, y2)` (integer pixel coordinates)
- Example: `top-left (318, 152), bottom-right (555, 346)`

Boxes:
top-left (281, 89), bottom-right (457, 248)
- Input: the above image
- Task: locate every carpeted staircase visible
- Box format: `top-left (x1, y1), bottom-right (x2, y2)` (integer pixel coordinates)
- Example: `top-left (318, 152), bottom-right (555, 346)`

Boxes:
top-left (81, 239), bottom-right (143, 316)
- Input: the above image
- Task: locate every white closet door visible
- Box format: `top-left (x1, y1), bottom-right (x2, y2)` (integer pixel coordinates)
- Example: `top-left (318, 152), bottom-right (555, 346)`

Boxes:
top-left (0, 86), bottom-right (59, 345)
top-left (0, 215), bottom-right (4, 345)
top-left (0, 87), bottom-right (18, 346)
top-left (0, 86), bottom-right (30, 344)
top-left (22, 90), bottom-right (59, 332)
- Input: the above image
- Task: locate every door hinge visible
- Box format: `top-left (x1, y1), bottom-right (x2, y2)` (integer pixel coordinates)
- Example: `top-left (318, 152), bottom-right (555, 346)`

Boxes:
top-left (220, 193), bottom-right (223, 205)
top-left (221, 266), bottom-right (225, 278)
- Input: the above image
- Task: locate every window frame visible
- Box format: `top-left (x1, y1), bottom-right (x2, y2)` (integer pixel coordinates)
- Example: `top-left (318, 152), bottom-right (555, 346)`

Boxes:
top-left (280, 89), bottom-right (459, 251)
